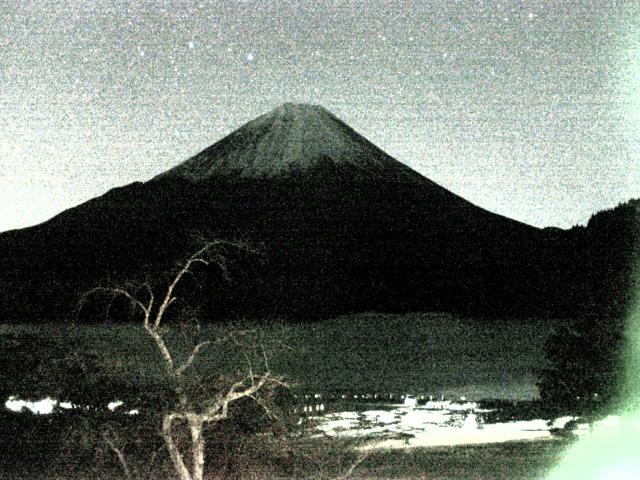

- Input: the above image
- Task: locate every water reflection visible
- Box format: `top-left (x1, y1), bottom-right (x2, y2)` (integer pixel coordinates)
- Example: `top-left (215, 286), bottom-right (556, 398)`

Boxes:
top-left (4, 396), bottom-right (139, 415)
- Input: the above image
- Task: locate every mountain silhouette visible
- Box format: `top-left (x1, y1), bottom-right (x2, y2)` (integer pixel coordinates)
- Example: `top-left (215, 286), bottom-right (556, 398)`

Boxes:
top-left (0, 104), bottom-right (637, 323)
top-left (157, 103), bottom-right (425, 184)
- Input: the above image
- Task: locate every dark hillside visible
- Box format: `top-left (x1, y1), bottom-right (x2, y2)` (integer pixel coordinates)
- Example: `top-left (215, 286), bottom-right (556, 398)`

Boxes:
top-left (0, 175), bottom-right (547, 322)
top-left (0, 104), bottom-right (636, 323)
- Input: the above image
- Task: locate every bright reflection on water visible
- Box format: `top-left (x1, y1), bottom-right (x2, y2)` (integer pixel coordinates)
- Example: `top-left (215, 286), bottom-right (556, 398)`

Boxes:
top-left (4, 396), bottom-right (139, 415)
top-left (313, 404), bottom-right (586, 449)
top-left (5, 396), bottom-right (70, 414)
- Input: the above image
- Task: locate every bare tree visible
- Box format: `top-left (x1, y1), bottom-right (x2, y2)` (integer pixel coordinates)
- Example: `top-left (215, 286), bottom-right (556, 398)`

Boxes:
top-left (82, 240), bottom-right (282, 480)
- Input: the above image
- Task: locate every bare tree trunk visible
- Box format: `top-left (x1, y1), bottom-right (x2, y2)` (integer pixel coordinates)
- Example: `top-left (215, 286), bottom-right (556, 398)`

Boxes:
top-left (162, 414), bottom-right (193, 480)
top-left (84, 242), bottom-right (274, 480)
top-left (189, 416), bottom-right (206, 480)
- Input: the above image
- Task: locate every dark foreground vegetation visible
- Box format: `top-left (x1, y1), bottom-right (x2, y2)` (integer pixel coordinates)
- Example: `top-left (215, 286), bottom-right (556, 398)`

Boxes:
top-left (0, 409), bottom-right (570, 480)
top-left (0, 314), bottom-right (620, 480)
top-left (357, 441), bottom-right (569, 480)
top-left (0, 315), bottom-right (582, 480)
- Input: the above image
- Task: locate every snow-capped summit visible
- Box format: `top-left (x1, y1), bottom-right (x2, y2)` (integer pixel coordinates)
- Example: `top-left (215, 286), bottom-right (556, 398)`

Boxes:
top-left (155, 103), bottom-right (424, 183)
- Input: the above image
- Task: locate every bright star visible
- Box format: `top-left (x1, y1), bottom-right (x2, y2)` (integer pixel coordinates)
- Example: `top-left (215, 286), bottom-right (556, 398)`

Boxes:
top-left (246, 52), bottom-right (255, 62)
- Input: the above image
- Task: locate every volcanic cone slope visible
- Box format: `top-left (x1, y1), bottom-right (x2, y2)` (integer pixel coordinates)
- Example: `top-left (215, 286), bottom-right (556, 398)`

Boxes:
top-left (156, 102), bottom-right (427, 184)
top-left (0, 103), bottom-right (553, 322)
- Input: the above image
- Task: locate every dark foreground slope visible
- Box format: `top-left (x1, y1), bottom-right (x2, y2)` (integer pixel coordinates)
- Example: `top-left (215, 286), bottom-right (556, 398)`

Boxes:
top-left (0, 175), bottom-right (545, 321)
top-left (0, 104), bottom-right (637, 323)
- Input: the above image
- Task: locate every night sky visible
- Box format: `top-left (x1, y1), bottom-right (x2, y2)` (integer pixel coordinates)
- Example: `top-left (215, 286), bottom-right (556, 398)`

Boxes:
top-left (1, 0), bottom-right (638, 232)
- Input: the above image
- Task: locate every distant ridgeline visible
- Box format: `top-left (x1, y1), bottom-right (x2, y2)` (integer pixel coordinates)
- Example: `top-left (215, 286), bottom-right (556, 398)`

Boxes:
top-left (0, 104), bottom-right (638, 324)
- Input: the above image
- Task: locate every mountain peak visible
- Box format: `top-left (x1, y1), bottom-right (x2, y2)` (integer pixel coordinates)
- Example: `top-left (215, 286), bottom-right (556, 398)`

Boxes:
top-left (268, 102), bottom-right (328, 116)
top-left (154, 103), bottom-right (424, 183)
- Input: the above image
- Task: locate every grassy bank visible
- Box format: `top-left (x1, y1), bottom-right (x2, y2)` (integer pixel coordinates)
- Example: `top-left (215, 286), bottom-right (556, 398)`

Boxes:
top-left (355, 439), bottom-right (570, 479)
top-left (0, 433), bottom-right (571, 479)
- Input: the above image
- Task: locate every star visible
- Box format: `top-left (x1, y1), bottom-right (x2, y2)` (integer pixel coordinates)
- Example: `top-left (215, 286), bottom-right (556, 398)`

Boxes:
top-left (246, 52), bottom-right (255, 62)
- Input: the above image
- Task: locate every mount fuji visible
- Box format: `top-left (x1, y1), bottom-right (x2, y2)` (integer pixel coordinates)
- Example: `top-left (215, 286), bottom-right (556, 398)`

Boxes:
top-left (0, 103), bottom-right (634, 323)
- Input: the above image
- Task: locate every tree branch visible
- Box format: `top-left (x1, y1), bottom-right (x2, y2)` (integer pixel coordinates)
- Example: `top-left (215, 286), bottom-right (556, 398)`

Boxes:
top-left (154, 240), bottom-right (244, 328)
top-left (102, 428), bottom-right (136, 480)
top-left (78, 239), bottom-right (270, 480)
top-left (335, 451), bottom-right (370, 480)
top-left (144, 323), bottom-right (176, 377)
top-left (249, 394), bottom-right (278, 421)
top-left (79, 286), bottom-right (152, 324)
top-left (162, 413), bottom-right (193, 480)
top-left (176, 340), bottom-right (211, 376)
top-left (201, 372), bottom-right (271, 423)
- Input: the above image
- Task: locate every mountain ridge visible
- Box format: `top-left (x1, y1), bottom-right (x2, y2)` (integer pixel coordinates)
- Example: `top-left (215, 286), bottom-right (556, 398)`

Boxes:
top-left (0, 104), bottom-right (636, 323)
top-left (155, 102), bottom-right (426, 185)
